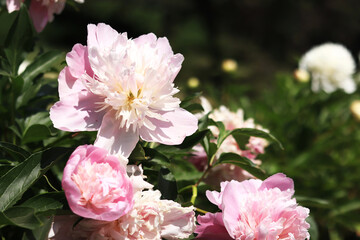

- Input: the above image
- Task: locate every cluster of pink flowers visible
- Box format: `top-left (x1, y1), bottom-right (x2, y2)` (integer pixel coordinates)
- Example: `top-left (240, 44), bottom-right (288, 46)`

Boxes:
top-left (195, 173), bottom-right (310, 240)
top-left (47, 23), bottom-right (198, 239)
top-left (6, 0), bottom-right (84, 32)
top-left (45, 21), bottom-right (310, 239)
top-left (190, 97), bottom-right (269, 186)
top-left (50, 190), bottom-right (195, 239)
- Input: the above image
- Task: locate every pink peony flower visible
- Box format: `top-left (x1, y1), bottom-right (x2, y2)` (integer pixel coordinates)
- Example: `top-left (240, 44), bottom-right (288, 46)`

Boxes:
top-left (6, 0), bottom-right (84, 32)
top-left (50, 23), bottom-right (198, 158)
top-left (50, 190), bottom-right (196, 240)
top-left (195, 173), bottom-right (310, 240)
top-left (62, 145), bottom-right (134, 221)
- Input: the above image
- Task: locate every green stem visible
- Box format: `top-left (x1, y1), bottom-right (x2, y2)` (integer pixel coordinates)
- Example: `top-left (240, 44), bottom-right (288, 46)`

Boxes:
top-left (43, 174), bottom-right (59, 192)
top-left (195, 207), bottom-right (208, 214)
top-left (190, 185), bottom-right (198, 205)
top-left (178, 185), bottom-right (193, 193)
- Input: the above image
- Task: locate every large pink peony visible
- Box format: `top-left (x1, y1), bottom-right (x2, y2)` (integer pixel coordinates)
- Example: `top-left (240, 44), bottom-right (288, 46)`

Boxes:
top-left (6, 0), bottom-right (84, 32)
top-left (195, 173), bottom-right (310, 240)
top-left (49, 190), bottom-right (196, 240)
top-left (50, 23), bottom-right (198, 158)
top-left (62, 145), bottom-right (133, 221)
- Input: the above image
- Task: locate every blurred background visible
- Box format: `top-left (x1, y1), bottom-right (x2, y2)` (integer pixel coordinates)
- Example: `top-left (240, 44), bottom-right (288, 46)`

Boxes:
top-left (41, 0), bottom-right (360, 98)
top-left (37, 1), bottom-right (360, 239)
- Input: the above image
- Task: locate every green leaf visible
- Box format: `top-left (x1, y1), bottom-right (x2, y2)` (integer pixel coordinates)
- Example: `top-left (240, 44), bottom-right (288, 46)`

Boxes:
top-left (158, 167), bottom-right (177, 200)
top-left (330, 201), bottom-right (360, 217)
top-left (295, 196), bottom-right (331, 208)
top-left (175, 129), bottom-right (210, 149)
top-left (216, 152), bottom-right (266, 179)
top-left (170, 159), bottom-right (203, 181)
top-left (11, 75), bottom-right (24, 98)
top-left (143, 147), bottom-right (171, 168)
top-left (22, 125), bottom-right (53, 144)
top-left (0, 147), bottom-right (72, 211)
top-left (24, 112), bottom-right (52, 128)
top-left (0, 141), bottom-right (30, 162)
top-left (0, 10), bottom-right (18, 47)
top-left (4, 5), bottom-right (35, 74)
top-left (182, 103), bottom-right (204, 113)
top-left (128, 143), bottom-right (147, 162)
top-left (29, 216), bottom-right (53, 240)
top-left (20, 51), bottom-right (64, 86)
top-left (0, 206), bottom-right (42, 230)
top-left (307, 215), bottom-right (319, 240)
top-left (16, 51), bottom-right (64, 108)
top-left (201, 135), bottom-right (217, 160)
top-left (21, 192), bottom-right (66, 214)
top-left (229, 128), bottom-right (283, 150)
top-left (180, 92), bottom-right (202, 108)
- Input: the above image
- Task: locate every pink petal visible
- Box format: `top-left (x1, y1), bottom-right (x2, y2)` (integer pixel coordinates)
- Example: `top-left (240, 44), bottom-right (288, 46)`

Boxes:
top-left (221, 180), bottom-right (262, 237)
top-left (160, 200), bottom-right (196, 239)
top-left (94, 111), bottom-right (139, 158)
top-left (29, 0), bottom-right (49, 32)
top-left (50, 91), bottom-right (106, 131)
top-left (57, 67), bottom-right (87, 99)
top-left (195, 212), bottom-right (232, 240)
top-left (139, 108), bottom-right (198, 145)
top-left (6, 0), bottom-right (22, 13)
top-left (134, 33), bottom-right (157, 46)
top-left (66, 44), bottom-right (93, 79)
top-left (87, 23), bottom-right (125, 51)
top-left (259, 173), bottom-right (294, 193)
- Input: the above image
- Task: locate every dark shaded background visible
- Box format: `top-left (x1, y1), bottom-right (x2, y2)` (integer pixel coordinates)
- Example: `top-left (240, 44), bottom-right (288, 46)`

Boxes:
top-left (40, 0), bottom-right (360, 100)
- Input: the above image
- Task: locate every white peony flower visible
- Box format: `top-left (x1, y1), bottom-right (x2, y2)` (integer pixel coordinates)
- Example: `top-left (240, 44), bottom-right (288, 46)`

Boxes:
top-left (299, 43), bottom-right (356, 94)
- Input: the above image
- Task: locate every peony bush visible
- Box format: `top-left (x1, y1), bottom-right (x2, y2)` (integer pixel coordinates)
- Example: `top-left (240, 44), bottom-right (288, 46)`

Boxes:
top-left (2, 1), bottom-right (360, 240)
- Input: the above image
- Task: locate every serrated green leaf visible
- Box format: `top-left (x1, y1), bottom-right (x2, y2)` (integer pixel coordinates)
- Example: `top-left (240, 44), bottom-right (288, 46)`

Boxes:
top-left (0, 147), bottom-right (72, 211)
top-left (216, 152), bottom-right (266, 179)
top-left (0, 141), bottom-right (30, 162)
